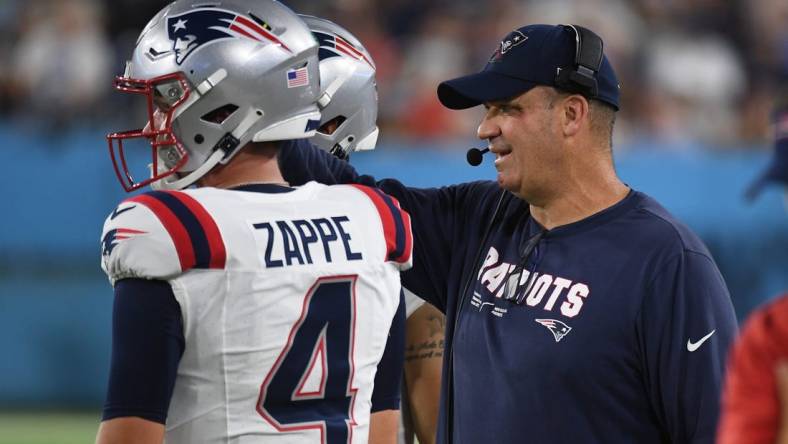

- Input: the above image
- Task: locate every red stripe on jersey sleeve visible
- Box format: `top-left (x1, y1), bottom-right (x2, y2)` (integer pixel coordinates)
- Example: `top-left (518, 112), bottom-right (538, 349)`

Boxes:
top-left (115, 228), bottom-right (147, 235)
top-left (394, 198), bottom-right (413, 264)
top-left (128, 194), bottom-right (195, 271)
top-left (164, 191), bottom-right (227, 269)
top-left (349, 184), bottom-right (396, 261)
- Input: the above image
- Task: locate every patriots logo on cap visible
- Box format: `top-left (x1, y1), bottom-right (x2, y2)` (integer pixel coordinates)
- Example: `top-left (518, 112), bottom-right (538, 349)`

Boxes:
top-left (535, 318), bottom-right (572, 342)
top-left (167, 9), bottom-right (290, 65)
top-left (313, 31), bottom-right (374, 67)
top-left (489, 30), bottom-right (528, 62)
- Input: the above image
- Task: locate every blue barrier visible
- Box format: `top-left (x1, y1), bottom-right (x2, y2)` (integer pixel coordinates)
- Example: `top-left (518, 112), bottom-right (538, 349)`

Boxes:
top-left (0, 126), bottom-right (786, 406)
top-left (0, 273), bottom-right (111, 408)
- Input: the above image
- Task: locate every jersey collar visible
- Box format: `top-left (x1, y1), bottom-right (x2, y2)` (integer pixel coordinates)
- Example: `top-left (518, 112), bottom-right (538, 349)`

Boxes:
top-left (528, 188), bottom-right (641, 238)
top-left (230, 183), bottom-right (295, 194)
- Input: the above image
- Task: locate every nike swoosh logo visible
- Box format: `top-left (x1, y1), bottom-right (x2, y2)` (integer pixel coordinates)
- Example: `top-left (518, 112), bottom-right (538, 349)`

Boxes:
top-left (110, 205), bottom-right (136, 220)
top-left (687, 329), bottom-right (716, 352)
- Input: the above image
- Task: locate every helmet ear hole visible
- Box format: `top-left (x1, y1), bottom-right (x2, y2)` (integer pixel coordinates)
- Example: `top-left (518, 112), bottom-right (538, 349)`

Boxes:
top-left (317, 115), bottom-right (347, 135)
top-left (201, 104), bottom-right (239, 124)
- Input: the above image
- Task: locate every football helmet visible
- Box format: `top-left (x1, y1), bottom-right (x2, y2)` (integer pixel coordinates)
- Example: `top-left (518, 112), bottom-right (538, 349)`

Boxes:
top-left (301, 15), bottom-right (378, 160)
top-left (108, 0), bottom-right (321, 192)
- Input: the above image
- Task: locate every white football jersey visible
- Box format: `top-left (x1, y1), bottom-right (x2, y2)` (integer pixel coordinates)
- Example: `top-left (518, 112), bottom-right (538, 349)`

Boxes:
top-left (100, 181), bottom-right (412, 444)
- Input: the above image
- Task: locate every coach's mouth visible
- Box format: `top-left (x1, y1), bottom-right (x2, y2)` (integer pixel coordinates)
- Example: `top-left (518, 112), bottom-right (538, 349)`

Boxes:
top-left (491, 143), bottom-right (511, 167)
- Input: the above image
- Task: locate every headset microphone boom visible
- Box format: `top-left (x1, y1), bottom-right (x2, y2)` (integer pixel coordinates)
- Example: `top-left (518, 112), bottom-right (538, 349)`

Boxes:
top-left (466, 147), bottom-right (489, 166)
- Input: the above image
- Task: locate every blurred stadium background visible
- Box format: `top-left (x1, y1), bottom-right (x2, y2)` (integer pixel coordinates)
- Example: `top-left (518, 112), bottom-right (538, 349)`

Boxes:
top-left (0, 0), bottom-right (786, 442)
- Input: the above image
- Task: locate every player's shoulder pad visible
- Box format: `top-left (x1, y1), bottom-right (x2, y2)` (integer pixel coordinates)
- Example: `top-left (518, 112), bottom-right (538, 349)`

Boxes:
top-left (344, 184), bottom-right (413, 270)
top-left (100, 190), bottom-right (227, 284)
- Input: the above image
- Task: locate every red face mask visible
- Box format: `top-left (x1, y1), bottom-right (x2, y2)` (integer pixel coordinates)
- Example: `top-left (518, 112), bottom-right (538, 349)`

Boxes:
top-left (107, 72), bottom-right (192, 192)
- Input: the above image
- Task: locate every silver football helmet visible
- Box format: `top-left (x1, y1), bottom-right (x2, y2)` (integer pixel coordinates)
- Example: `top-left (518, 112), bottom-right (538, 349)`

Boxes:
top-left (300, 15), bottom-right (378, 160)
top-left (108, 0), bottom-right (321, 192)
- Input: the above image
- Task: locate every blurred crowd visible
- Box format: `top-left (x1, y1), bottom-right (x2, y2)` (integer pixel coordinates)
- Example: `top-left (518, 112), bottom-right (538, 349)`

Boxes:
top-left (0, 0), bottom-right (786, 148)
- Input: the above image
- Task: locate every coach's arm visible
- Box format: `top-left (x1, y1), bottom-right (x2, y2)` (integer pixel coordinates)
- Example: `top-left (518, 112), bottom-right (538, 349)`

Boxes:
top-left (96, 418), bottom-right (164, 444)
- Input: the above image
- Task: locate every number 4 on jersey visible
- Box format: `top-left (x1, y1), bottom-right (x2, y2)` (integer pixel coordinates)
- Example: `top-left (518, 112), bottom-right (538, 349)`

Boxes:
top-left (258, 276), bottom-right (359, 443)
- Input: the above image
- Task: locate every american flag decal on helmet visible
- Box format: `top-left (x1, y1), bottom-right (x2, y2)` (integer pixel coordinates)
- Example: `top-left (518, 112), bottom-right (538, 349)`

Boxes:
top-left (167, 8), bottom-right (290, 65)
top-left (313, 31), bottom-right (373, 68)
top-left (286, 67), bottom-right (309, 88)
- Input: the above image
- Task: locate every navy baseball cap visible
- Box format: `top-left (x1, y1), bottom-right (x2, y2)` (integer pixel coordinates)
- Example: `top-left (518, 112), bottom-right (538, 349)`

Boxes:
top-left (746, 107), bottom-right (788, 200)
top-left (437, 24), bottom-right (620, 110)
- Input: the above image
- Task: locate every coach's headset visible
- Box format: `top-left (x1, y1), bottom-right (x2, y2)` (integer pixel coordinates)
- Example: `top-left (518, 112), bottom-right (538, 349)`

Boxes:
top-left (555, 24), bottom-right (604, 98)
top-left (444, 24), bottom-right (605, 443)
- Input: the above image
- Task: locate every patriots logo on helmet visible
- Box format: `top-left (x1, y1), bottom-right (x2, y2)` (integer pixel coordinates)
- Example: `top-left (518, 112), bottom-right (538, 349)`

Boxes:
top-left (102, 228), bottom-right (148, 257)
top-left (535, 318), bottom-right (572, 342)
top-left (167, 9), bottom-right (290, 65)
top-left (489, 30), bottom-right (528, 62)
top-left (313, 31), bottom-right (373, 67)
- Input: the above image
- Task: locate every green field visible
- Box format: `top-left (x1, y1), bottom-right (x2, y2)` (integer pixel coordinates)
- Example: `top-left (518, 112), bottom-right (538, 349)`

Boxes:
top-left (0, 411), bottom-right (423, 443)
top-left (0, 412), bottom-right (100, 444)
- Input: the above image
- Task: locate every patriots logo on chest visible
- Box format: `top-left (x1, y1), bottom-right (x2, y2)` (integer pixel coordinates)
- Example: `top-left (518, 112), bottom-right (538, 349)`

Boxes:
top-left (166, 9), bottom-right (289, 65)
top-left (535, 318), bottom-right (572, 342)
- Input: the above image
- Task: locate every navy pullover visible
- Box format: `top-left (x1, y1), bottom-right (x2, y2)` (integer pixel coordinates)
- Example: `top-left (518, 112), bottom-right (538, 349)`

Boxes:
top-left (279, 139), bottom-right (738, 444)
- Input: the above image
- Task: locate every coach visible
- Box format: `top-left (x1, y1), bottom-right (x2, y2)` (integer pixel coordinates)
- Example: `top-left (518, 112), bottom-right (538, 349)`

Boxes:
top-left (280, 23), bottom-right (738, 443)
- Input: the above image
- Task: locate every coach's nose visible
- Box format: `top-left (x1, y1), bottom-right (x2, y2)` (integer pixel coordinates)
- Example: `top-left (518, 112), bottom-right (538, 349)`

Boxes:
top-left (477, 108), bottom-right (502, 141)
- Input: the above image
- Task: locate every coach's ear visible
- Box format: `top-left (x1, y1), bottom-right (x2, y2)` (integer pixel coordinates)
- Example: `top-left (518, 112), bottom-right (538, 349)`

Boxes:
top-left (560, 94), bottom-right (590, 138)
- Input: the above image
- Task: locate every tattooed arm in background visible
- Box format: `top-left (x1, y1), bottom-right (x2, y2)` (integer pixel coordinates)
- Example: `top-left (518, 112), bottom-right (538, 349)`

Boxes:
top-left (403, 303), bottom-right (445, 444)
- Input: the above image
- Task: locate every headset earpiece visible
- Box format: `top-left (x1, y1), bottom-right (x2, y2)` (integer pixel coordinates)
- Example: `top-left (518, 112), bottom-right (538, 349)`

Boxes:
top-left (554, 24), bottom-right (604, 97)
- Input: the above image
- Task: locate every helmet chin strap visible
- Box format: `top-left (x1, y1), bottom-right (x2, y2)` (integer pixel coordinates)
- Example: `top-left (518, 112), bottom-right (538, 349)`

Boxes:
top-left (151, 148), bottom-right (226, 191)
top-left (329, 136), bottom-right (353, 160)
top-left (317, 64), bottom-right (356, 109)
top-left (152, 108), bottom-right (265, 190)
top-left (329, 126), bottom-right (379, 159)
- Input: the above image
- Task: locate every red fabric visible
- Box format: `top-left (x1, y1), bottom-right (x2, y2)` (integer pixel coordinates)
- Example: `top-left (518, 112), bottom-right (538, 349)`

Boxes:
top-left (349, 184), bottom-right (396, 261)
top-left (718, 293), bottom-right (788, 444)
top-left (164, 191), bottom-right (227, 269)
top-left (128, 194), bottom-right (195, 271)
top-left (390, 196), bottom-right (412, 264)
